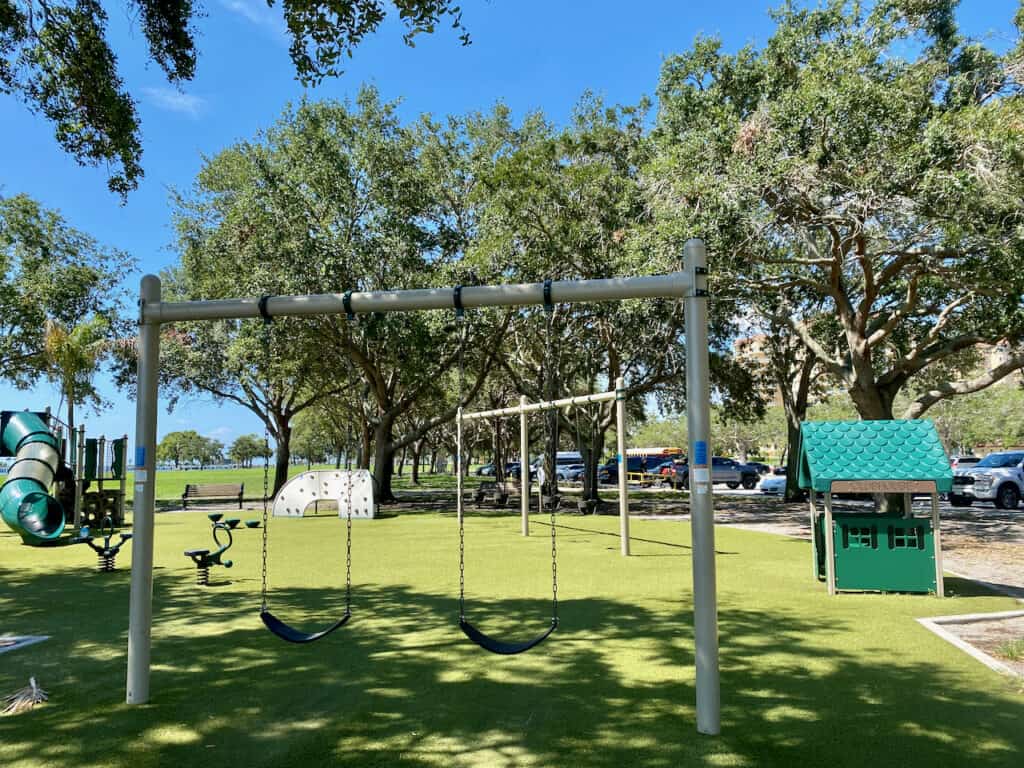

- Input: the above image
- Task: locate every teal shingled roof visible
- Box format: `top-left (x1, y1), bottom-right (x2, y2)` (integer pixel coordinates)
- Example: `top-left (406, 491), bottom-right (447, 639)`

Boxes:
top-left (797, 420), bottom-right (953, 493)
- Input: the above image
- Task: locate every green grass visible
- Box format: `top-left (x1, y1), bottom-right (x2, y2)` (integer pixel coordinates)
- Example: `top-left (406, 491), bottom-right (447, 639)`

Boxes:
top-left (996, 638), bottom-right (1024, 662)
top-left (1, 510), bottom-right (1022, 767)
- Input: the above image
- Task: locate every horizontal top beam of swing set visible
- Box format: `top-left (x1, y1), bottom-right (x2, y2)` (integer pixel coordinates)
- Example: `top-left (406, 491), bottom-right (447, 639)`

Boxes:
top-left (461, 389), bottom-right (619, 422)
top-left (140, 271), bottom-right (691, 324)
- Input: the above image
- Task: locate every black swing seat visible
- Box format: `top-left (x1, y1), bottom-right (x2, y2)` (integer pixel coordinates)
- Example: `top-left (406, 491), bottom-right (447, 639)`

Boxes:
top-left (459, 618), bottom-right (557, 655)
top-left (260, 609), bottom-right (350, 644)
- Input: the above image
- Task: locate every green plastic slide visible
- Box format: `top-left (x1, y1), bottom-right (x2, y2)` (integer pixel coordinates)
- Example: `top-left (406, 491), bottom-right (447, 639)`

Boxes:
top-left (0, 412), bottom-right (66, 545)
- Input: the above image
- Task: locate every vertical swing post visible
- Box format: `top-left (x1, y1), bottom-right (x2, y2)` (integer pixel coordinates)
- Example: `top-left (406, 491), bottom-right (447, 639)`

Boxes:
top-left (520, 395), bottom-right (529, 536)
top-left (615, 377), bottom-right (630, 556)
top-left (127, 274), bottom-right (161, 705)
top-left (685, 238), bottom-right (720, 736)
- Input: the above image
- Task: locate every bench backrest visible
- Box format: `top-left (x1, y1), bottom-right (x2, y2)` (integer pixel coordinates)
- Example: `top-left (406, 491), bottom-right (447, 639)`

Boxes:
top-left (184, 483), bottom-right (243, 496)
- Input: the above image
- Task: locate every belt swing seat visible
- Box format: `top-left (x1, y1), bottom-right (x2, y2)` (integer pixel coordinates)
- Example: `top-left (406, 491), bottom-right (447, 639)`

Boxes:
top-left (454, 281), bottom-right (560, 655)
top-left (256, 295), bottom-right (354, 644)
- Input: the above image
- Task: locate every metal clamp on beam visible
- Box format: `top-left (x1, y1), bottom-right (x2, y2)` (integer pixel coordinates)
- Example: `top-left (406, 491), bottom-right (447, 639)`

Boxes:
top-left (453, 285), bottom-right (464, 320)
top-left (543, 279), bottom-right (553, 313)
top-left (343, 291), bottom-right (355, 321)
top-left (257, 295), bottom-right (274, 325)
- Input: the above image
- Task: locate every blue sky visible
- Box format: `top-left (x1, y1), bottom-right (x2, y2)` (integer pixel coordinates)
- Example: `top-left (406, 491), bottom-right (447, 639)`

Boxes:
top-left (0, 0), bottom-right (1017, 449)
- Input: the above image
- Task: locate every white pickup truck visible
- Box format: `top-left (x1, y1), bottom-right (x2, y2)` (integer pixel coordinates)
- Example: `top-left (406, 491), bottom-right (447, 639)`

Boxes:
top-left (949, 450), bottom-right (1024, 509)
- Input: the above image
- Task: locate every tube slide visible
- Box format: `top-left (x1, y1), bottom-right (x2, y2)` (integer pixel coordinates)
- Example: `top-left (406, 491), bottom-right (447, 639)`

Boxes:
top-left (0, 412), bottom-right (66, 545)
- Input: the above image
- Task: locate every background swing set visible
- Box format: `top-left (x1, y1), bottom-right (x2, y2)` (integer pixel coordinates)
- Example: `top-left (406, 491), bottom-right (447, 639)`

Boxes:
top-left (126, 238), bottom-right (721, 735)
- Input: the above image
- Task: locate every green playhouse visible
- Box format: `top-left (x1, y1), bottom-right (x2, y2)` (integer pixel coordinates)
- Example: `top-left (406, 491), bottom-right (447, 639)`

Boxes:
top-left (798, 420), bottom-right (953, 596)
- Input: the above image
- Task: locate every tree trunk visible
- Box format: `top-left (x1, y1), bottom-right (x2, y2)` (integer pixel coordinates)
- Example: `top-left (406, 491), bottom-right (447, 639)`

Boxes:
top-left (397, 445), bottom-right (406, 477)
top-left (65, 387), bottom-right (75, 443)
top-left (411, 441), bottom-right (423, 485)
top-left (372, 417), bottom-right (397, 502)
top-left (848, 383), bottom-right (896, 421)
top-left (783, 418), bottom-right (803, 502)
top-left (359, 420), bottom-right (371, 470)
top-left (272, 419), bottom-right (292, 496)
top-left (588, 428), bottom-right (606, 503)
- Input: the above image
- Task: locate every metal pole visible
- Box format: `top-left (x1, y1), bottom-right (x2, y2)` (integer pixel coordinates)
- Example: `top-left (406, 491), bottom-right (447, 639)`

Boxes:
top-left (824, 492), bottom-right (836, 596)
top-left (931, 492), bottom-right (944, 598)
top-left (143, 272), bottom-right (691, 323)
top-left (615, 377), bottom-right (629, 556)
top-left (127, 275), bottom-right (161, 705)
top-left (460, 389), bottom-right (617, 421)
top-left (808, 491), bottom-right (818, 580)
top-left (119, 434), bottom-right (128, 524)
top-left (684, 238), bottom-right (720, 735)
top-left (520, 396), bottom-right (529, 537)
top-left (74, 425), bottom-right (85, 529)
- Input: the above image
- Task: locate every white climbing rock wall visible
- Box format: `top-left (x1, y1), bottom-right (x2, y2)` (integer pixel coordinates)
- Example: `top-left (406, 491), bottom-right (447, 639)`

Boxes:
top-left (272, 469), bottom-right (376, 519)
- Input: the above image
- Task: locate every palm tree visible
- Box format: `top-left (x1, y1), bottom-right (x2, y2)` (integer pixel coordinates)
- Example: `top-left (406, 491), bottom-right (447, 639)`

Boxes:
top-left (42, 315), bottom-right (111, 435)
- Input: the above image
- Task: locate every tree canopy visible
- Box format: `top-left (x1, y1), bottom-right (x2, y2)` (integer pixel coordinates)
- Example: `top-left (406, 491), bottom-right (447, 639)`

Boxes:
top-left (648, 0), bottom-right (1024, 422)
top-left (0, 193), bottom-right (132, 398)
top-left (1, 0), bottom-right (471, 197)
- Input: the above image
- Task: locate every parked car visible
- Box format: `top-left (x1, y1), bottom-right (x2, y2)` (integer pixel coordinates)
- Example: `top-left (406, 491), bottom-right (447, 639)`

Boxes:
top-left (745, 461), bottom-right (771, 475)
top-left (475, 463), bottom-right (496, 477)
top-left (598, 455), bottom-right (664, 484)
top-left (507, 463), bottom-right (537, 481)
top-left (759, 467), bottom-right (787, 495)
top-left (950, 455), bottom-right (982, 471)
top-left (556, 463), bottom-right (585, 481)
top-left (949, 451), bottom-right (1024, 509)
top-left (649, 459), bottom-right (680, 477)
top-left (669, 457), bottom-right (759, 490)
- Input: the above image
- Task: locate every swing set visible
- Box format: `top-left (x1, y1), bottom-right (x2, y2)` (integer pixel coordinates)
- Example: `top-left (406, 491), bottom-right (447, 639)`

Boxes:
top-left (125, 239), bottom-right (721, 735)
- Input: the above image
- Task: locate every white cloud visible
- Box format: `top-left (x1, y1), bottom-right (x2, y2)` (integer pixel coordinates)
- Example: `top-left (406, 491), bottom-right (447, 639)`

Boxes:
top-left (142, 87), bottom-right (206, 118)
top-left (207, 426), bottom-right (235, 441)
top-left (219, 0), bottom-right (288, 39)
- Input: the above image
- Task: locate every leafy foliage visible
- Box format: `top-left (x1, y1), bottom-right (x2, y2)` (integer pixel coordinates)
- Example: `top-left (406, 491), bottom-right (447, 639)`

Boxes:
top-left (648, 0), bottom-right (1024, 421)
top-left (0, 193), bottom-right (131, 392)
top-left (1, 0), bottom-right (469, 196)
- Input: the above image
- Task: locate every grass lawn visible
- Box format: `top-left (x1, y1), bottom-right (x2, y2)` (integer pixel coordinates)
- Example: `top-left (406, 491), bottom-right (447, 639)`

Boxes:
top-left (1, 510), bottom-right (1022, 767)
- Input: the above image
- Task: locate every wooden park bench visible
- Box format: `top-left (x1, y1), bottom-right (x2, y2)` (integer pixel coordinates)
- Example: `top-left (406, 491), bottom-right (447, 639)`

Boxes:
top-left (474, 480), bottom-right (520, 508)
top-left (182, 483), bottom-right (244, 510)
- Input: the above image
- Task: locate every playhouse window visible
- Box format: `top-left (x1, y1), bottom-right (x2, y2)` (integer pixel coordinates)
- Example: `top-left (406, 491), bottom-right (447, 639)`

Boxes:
top-left (888, 526), bottom-right (925, 550)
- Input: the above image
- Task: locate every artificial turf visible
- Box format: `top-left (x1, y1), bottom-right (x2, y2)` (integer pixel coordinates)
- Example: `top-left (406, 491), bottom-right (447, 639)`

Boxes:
top-left (1, 510), bottom-right (1021, 767)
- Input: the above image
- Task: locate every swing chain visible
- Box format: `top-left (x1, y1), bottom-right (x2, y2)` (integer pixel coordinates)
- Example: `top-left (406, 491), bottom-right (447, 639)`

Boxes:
top-left (456, 307), bottom-right (467, 622)
top-left (344, 319), bottom-right (357, 617)
top-left (543, 293), bottom-right (558, 625)
top-left (258, 296), bottom-right (273, 614)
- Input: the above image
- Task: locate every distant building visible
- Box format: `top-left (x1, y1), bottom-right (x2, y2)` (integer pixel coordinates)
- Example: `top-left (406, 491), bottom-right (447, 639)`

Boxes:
top-left (733, 334), bottom-right (783, 407)
top-left (978, 342), bottom-right (1023, 387)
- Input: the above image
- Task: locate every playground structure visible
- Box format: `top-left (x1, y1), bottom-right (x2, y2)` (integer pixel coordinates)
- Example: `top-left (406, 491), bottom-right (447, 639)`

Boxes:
top-left (72, 429), bottom-right (128, 529)
top-left (0, 411), bottom-right (66, 544)
top-left (183, 513), bottom-right (238, 585)
top-left (799, 419), bottom-right (953, 596)
top-left (79, 515), bottom-right (133, 572)
top-left (459, 380), bottom-right (632, 554)
top-left (126, 240), bottom-right (719, 734)
top-left (272, 469), bottom-right (376, 518)
top-left (0, 408), bottom-right (128, 546)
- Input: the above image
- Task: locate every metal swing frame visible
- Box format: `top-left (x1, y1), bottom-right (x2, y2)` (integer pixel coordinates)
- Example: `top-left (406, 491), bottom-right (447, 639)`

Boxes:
top-left (125, 239), bottom-right (721, 736)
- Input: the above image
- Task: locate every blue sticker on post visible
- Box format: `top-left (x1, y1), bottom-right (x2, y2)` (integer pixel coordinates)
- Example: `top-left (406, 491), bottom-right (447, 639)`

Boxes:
top-left (694, 440), bottom-right (708, 466)
top-left (135, 446), bottom-right (145, 469)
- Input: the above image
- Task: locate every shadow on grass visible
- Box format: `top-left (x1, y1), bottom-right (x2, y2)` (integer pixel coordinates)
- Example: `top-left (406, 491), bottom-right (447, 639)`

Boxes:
top-left (1, 563), bottom-right (1023, 768)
